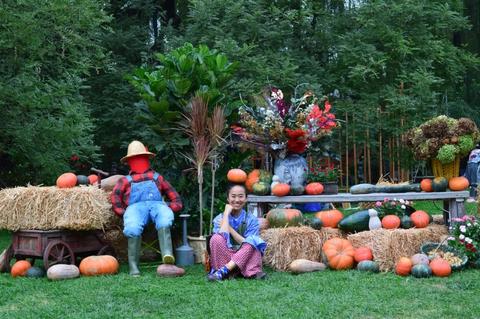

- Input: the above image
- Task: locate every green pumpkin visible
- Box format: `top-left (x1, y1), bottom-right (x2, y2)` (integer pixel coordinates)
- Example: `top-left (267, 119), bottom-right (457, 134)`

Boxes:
top-left (266, 208), bottom-right (303, 228)
top-left (400, 215), bottom-right (413, 229)
top-left (357, 260), bottom-right (380, 273)
top-left (76, 175), bottom-right (89, 185)
top-left (411, 264), bottom-right (432, 278)
top-left (26, 266), bottom-right (46, 278)
top-left (308, 217), bottom-right (323, 230)
top-left (290, 185), bottom-right (305, 195)
top-left (338, 210), bottom-right (370, 233)
top-left (432, 177), bottom-right (448, 192)
top-left (258, 170), bottom-right (273, 184)
top-left (252, 182), bottom-right (270, 195)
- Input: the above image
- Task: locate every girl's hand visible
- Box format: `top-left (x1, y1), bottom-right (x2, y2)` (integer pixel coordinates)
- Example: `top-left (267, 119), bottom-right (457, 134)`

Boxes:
top-left (224, 204), bottom-right (233, 215)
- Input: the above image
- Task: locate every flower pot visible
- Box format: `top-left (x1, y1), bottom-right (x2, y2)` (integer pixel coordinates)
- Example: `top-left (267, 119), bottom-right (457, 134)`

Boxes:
top-left (187, 235), bottom-right (206, 264)
top-left (432, 157), bottom-right (460, 180)
top-left (322, 182), bottom-right (338, 195)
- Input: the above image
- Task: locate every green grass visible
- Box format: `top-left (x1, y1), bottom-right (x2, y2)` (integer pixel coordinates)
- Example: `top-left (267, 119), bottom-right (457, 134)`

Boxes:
top-left (1, 202), bottom-right (479, 319)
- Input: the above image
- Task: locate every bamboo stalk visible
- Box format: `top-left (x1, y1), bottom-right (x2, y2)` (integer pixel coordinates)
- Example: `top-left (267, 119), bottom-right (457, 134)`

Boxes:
top-left (339, 127), bottom-right (343, 187)
top-left (353, 116), bottom-right (358, 185)
top-left (367, 129), bottom-right (371, 183)
top-left (379, 130), bottom-right (383, 179)
top-left (363, 142), bottom-right (367, 183)
top-left (389, 138), bottom-right (394, 181)
top-left (345, 112), bottom-right (349, 189)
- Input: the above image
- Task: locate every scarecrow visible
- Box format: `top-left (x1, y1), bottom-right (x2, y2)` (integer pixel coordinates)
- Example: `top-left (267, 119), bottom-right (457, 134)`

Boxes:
top-left (111, 141), bottom-right (183, 276)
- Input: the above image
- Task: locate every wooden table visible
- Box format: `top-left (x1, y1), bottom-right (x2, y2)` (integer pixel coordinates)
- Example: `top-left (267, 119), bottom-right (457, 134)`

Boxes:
top-left (247, 191), bottom-right (469, 225)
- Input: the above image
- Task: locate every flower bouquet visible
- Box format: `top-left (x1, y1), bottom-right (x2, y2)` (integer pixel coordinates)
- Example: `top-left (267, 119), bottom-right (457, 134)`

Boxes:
top-left (233, 87), bottom-right (337, 158)
top-left (448, 215), bottom-right (480, 264)
top-left (374, 198), bottom-right (413, 218)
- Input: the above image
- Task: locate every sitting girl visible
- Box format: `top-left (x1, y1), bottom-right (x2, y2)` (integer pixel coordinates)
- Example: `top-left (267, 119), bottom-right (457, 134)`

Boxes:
top-left (208, 184), bottom-right (267, 281)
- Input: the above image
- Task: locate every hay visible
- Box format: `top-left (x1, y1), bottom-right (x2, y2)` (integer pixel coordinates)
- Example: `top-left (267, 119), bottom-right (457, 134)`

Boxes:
top-left (0, 186), bottom-right (116, 231)
top-left (347, 224), bottom-right (448, 271)
top-left (261, 226), bottom-right (345, 271)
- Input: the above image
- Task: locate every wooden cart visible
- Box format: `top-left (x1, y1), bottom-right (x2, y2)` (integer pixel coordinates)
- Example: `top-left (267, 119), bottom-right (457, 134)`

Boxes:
top-left (0, 230), bottom-right (115, 272)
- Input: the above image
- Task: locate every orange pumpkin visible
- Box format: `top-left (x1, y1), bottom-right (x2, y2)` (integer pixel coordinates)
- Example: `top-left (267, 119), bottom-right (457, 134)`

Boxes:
top-left (315, 209), bottom-right (344, 228)
top-left (420, 179), bottom-right (433, 192)
top-left (272, 183), bottom-right (290, 197)
top-left (305, 182), bottom-right (324, 195)
top-left (79, 255), bottom-right (119, 276)
top-left (395, 257), bottom-right (412, 276)
top-left (322, 238), bottom-right (355, 270)
top-left (430, 258), bottom-right (451, 277)
top-left (381, 215), bottom-right (401, 229)
top-left (410, 210), bottom-right (430, 228)
top-left (11, 260), bottom-right (31, 277)
top-left (448, 176), bottom-right (469, 191)
top-left (245, 170), bottom-right (260, 192)
top-left (227, 169), bottom-right (247, 183)
top-left (354, 247), bottom-right (373, 263)
top-left (88, 174), bottom-right (98, 185)
top-left (56, 172), bottom-right (77, 188)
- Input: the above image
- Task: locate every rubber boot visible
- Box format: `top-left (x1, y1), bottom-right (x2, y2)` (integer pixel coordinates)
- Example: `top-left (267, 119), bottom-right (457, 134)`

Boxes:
top-left (128, 236), bottom-right (141, 276)
top-left (158, 227), bottom-right (175, 264)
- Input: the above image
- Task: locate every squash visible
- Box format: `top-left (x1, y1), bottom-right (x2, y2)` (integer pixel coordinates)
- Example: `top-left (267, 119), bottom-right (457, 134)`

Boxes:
top-left (26, 266), bottom-right (46, 278)
top-left (245, 170), bottom-right (260, 192)
top-left (381, 215), bottom-right (401, 229)
top-left (56, 173), bottom-right (77, 188)
top-left (430, 258), bottom-right (451, 277)
top-left (395, 257), bottom-right (412, 276)
top-left (79, 255), bottom-right (119, 276)
top-left (432, 177), bottom-right (448, 192)
top-left (400, 215), bottom-right (413, 229)
top-left (76, 175), bottom-right (89, 185)
top-left (410, 210), bottom-right (430, 228)
top-left (266, 208), bottom-right (303, 228)
top-left (322, 238), bottom-right (355, 270)
top-left (272, 183), bottom-right (290, 197)
top-left (252, 182), bottom-right (270, 195)
top-left (375, 183), bottom-right (421, 193)
top-left (47, 264), bottom-right (80, 280)
top-left (227, 169), bottom-right (247, 183)
top-left (101, 174), bottom-right (124, 192)
top-left (11, 260), bottom-right (31, 277)
top-left (350, 183), bottom-right (377, 194)
top-left (87, 174), bottom-right (98, 185)
top-left (448, 176), bottom-right (469, 191)
top-left (308, 217), bottom-right (323, 230)
top-left (411, 253), bottom-right (430, 266)
top-left (305, 183), bottom-right (324, 195)
top-left (258, 170), bottom-right (273, 184)
top-left (289, 259), bottom-right (326, 274)
top-left (289, 184), bottom-right (305, 195)
top-left (420, 179), bottom-right (433, 192)
top-left (156, 264), bottom-right (185, 277)
top-left (354, 247), bottom-right (373, 263)
top-left (411, 264), bottom-right (432, 278)
top-left (315, 209), bottom-right (344, 228)
top-left (338, 210), bottom-right (370, 232)
top-left (357, 260), bottom-right (380, 273)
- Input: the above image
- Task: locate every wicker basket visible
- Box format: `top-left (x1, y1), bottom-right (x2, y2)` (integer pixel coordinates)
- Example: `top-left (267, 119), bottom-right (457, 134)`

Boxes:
top-left (431, 156), bottom-right (460, 180)
top-left (420, 242), bottom-right (468, 271)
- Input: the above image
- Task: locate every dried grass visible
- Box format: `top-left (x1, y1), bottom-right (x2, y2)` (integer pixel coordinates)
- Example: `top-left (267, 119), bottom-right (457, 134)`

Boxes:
top-left (347, 224), bottom-right (448, 271)
top-left (0, 186), bottom-right (116, 231)
top-left (261, 226), bottom-right (345, 271)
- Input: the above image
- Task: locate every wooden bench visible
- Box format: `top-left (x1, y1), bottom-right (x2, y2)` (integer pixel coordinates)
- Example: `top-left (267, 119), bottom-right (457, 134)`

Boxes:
top-left (247, 191), bottom-right (469, 226)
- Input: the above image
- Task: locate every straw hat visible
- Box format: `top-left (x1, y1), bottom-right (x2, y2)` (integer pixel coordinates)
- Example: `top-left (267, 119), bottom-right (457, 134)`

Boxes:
top-left (121, 140), bottom-right (155, 162)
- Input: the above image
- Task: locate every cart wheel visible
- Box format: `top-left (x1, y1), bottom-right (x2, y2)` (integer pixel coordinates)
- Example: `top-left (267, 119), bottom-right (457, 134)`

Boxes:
top-left (43, 240), bottom-right (75, 269)
top-left (0, 244), bottom-right (13, 273)
top-left (97, 245), bottom-right (116, 258)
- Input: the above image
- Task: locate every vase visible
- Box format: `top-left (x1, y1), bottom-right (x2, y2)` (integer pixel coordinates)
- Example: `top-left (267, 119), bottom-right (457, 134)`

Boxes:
top-left (187, 235), bottom-right (206, 264)
top-left (432, 157), bottom-right (460, 180)
top-left (322, 182), bottom-right (339, 195)
top-left (273, 154), bottom-right (307, 188)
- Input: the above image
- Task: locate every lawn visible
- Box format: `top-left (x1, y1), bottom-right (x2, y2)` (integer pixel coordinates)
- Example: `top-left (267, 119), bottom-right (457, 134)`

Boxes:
top-left (0, 201), bottom-right (479, 319)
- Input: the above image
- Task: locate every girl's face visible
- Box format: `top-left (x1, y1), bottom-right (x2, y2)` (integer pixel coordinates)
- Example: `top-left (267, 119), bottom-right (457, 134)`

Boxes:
top-left (227, 185), bottom-right (247, 211)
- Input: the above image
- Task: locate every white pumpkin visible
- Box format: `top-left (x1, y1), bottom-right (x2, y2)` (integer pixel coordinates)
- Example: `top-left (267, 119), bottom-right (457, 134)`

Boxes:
top-left (47, 264), bottom-right (80, 280)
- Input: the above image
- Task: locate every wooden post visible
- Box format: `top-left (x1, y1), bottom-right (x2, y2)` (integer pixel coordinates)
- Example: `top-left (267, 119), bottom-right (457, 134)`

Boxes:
top-left (345, 112), bottom-right (349, 190)
top-left (353, 116), bottom-right (358, 185)
top-left (379, 130), bottom-right (383, 179)
top-left (367, 128), bottom-right (371, 183)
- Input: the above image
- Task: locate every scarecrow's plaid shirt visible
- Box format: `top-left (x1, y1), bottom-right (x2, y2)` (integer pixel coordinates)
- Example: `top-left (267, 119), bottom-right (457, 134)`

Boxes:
top-left (111, 169), bottom-right (182, 216)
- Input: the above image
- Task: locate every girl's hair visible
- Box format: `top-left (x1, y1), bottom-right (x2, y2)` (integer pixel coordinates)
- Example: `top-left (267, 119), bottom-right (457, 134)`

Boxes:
top-left (227, 183), bottom-right (247, 195)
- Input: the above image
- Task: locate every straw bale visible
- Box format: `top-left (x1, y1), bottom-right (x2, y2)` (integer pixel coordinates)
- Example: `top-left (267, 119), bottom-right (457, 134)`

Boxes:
top-left (347, 224), bottom-right (448, 271)
top-left (0, 186), bottom-right (116, 231)
top-left (261, 226), bottom-right (345, 271)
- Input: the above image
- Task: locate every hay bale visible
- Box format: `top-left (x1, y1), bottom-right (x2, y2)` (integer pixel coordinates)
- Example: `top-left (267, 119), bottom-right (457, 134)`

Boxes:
top-left (0, 186), bottom-right (115, 231)
top-left (261, 226), bottom-right (345, 271)
top-left (347, 224), bottom-right (448, 271)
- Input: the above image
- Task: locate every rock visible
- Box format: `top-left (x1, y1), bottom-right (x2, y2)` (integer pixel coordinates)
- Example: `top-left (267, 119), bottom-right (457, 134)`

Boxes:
top-left (156, 264), bottom-right (185, 277)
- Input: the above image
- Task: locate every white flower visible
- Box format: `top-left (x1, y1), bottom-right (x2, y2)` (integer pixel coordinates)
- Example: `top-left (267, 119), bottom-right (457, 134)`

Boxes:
top-left (447, 236), bottom-right (455, 241)
top-left (399, 199), bottom-right (405, 204)
top-left (465, 237), bottom-right (473, 244)
top-left (467, 223), bottom-right (472, 227)
top-left (460, 225), bottom-right (467, 233)
top-left (401, 205), bottom-right (406, 209)
top-left (459, 234), bottom-right (465, 240)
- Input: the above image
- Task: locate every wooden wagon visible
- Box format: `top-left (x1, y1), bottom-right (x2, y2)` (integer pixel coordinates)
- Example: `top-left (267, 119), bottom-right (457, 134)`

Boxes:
top-left (0, 230), bottom-right (115, 272)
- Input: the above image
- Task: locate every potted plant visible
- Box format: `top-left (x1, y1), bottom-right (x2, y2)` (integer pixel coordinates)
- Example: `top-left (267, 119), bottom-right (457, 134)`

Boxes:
top-left (405, 116), bottom-right (480, 179)
top-left (306, 163), bottom-right (340, 194)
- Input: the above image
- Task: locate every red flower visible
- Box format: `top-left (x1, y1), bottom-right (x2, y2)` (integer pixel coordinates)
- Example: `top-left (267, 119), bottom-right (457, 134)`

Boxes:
top-left (285, 128), bottom-right (307, 154)
top-left (466, 243), bottom-right (477, 253)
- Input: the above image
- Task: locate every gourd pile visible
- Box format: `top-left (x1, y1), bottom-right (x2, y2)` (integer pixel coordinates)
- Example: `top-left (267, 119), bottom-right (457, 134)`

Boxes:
top-left (56, 172), bottom-right (99, 188)
top-left (395, 253), bottom-right (452, 278)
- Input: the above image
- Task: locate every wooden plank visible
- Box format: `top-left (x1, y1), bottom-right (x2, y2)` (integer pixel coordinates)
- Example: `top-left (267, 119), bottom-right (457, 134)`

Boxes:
top-left (248, 191), bottom-right (469, 203)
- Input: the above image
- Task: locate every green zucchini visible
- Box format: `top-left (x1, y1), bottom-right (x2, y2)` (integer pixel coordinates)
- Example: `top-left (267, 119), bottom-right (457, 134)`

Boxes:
top-left (350, 184), bottom-right (377, 194)
top-left (338, 210), bottom-right (370, 232)
top-left (351, 183), bottom-right (421, 194)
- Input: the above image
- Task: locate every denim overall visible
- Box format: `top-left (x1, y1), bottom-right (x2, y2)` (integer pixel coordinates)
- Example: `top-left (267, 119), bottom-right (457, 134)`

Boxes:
top-left (123, 173), bottom-right (174, 238)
